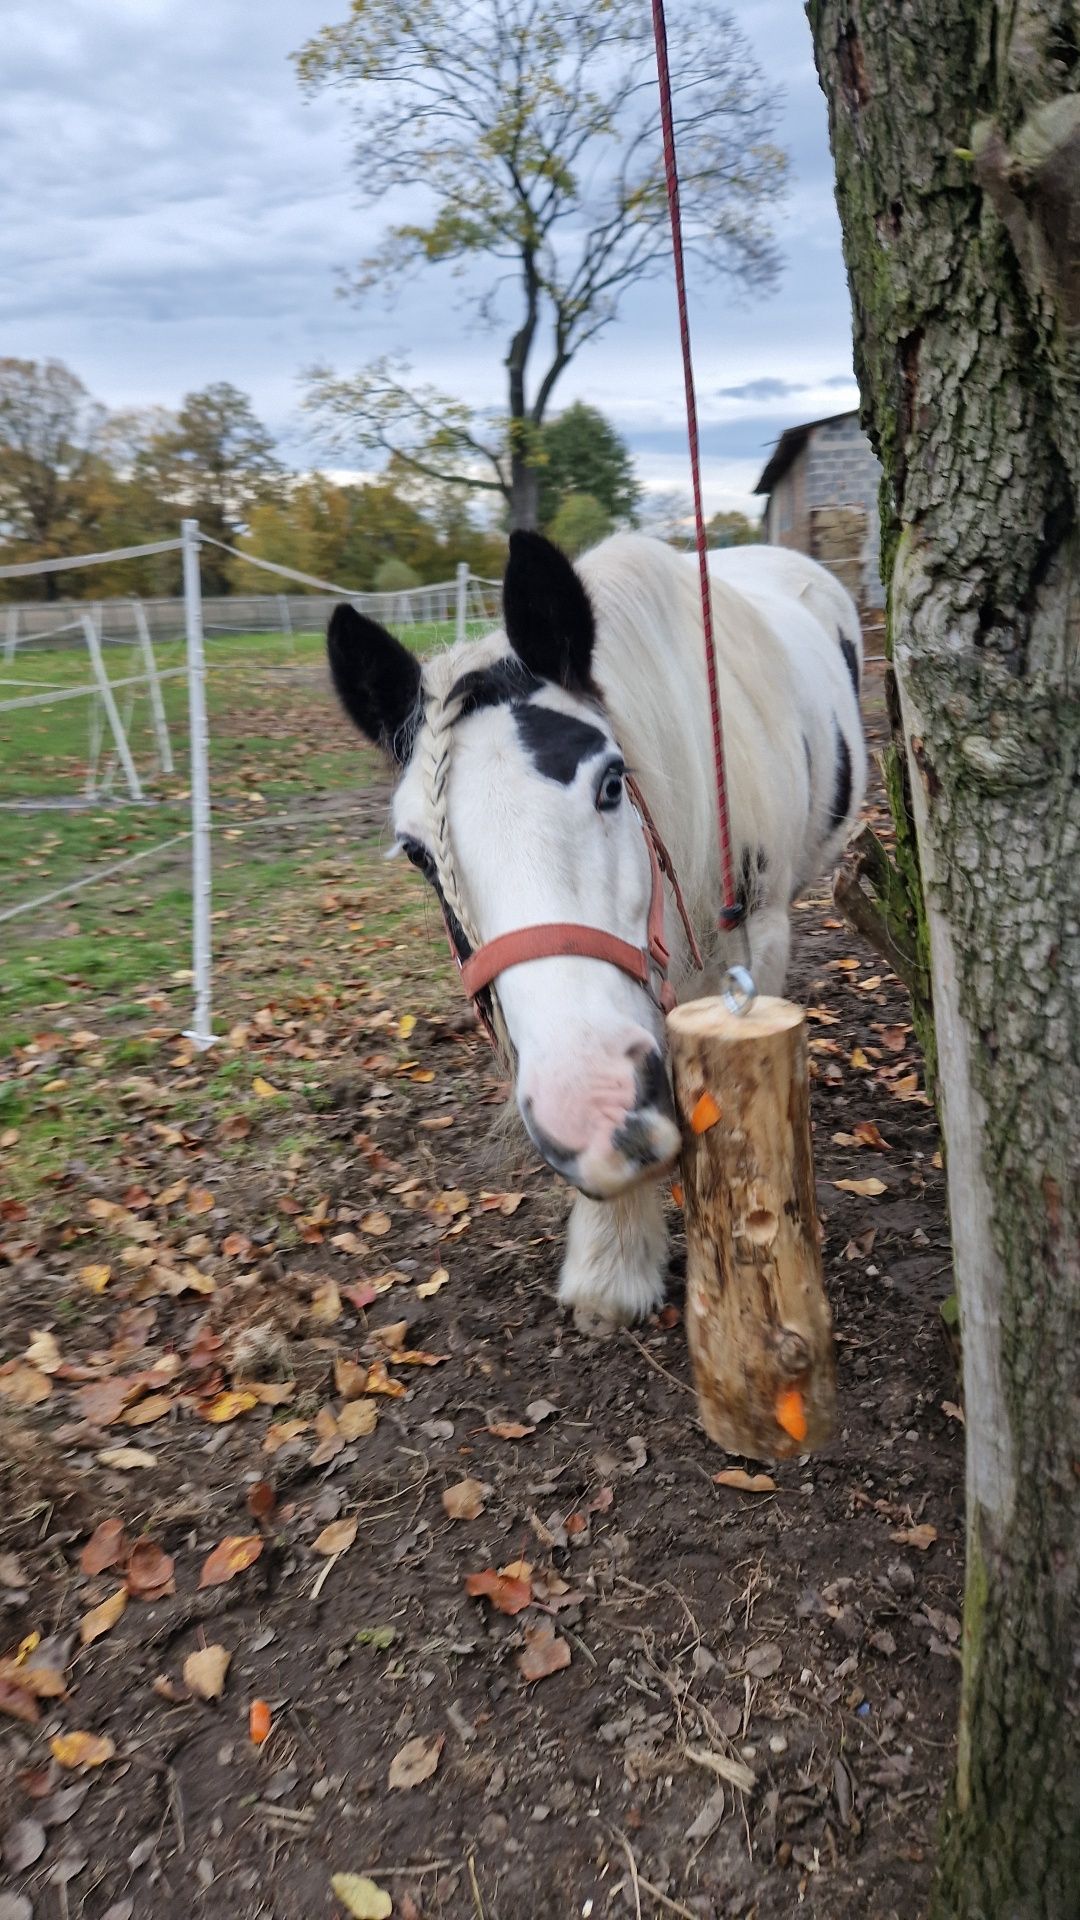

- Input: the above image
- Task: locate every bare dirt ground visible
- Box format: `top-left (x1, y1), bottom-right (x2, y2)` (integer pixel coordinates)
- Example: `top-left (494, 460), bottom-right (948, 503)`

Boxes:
top-left (0, 664), bottom-right (962, 1920)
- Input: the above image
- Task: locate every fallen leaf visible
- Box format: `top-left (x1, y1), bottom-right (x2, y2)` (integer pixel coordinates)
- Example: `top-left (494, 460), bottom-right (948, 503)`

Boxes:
top-left (80, 1518), bottom-right (127, 1577)
top-left (331, 1875), bottom-right (392, 1920)
top-left (79, 1587), bottom-right (128, 1647)
top-left (183, 1645), bottom-right (231, 1701)
top-left (890, 1524), bottom-right (938, 1552)
top-left (517, 1623), bottom-right (571, 1683)
top-left (465, 1568), bottom-right (533, 1615)
top-left (50, 1732), bottom-right (115, 1770)
top-left (79, 1264), bottom-right (112, 1294)
top-left (364, 1361), bottom-right (406, 1399)
top-left (525, 1398), bottom-right (558, 1424)
top-left (25, 1329), bottom-right (62, 1372)
top-left (125, 1541), bottom-right (176, 1600)
top-left (690, 1091), bottom-right (721, 1133)
top-left (397, 1014), bottom-right (417, 1039)
top-left (852, 1120), bottom-right (891, 1150)
top-left (416, 1267), bottom-right (449, 1298)
top-left (442, 1479), bottom-right (490, 1521)
top-left (252, 1077), bottom-right (280, 1098)
top-left (337, 1401), bottom-right (378, 1441)
top-left (487, 1421), bottom-right (535, 1441)
top-left (246, 1480), bottom-right (277, 1522)
top-left (309, 1279), bottom-right (342, 1324)
top-left (0, 1363), bottom-right (53, 1407)
top-left (745, 1641), bottom-right (783, 1679)
top-left (314, 1517), bottom-right (358, 1556)
top-left (186, 1187), bottom-right (216, 1216)
top-left (263, 1418), bottom-right (310, 1454)
top-left (96, 1447), bottom-right (157, 1471)
top-left (833, 1177), bottom-right (888, 1197)
top-left (713, 1469), bottom-right (777, 1493)
top-left (202, 1390), bottom-right (258, 1424)
top-left (334, 1357), bottom-right (369, 1400)
top-left (3, 1817), bottom-right (47, 1872)
top-left (199, 1535), bottom-right (264, 1587)
top-left (388, 1731), bottom-right (444, 1791)
top-left (371, 1318), bottom-right (408, 1350)
top-left (122, 1393), bottom-right (173, 1427)
top-left (360, 1210), bottom-right (392, 1237)
top-left (0, 1674), bottom-right (40, 1723)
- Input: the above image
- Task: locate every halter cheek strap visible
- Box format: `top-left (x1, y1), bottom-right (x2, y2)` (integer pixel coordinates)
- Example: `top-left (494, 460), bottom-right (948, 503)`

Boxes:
top-left (451, 774), bottom-right (704, 1032)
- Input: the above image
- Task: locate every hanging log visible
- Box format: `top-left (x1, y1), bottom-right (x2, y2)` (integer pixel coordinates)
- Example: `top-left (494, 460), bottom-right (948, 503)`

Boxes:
top-left (667, 995), bottom-right (834, 1460)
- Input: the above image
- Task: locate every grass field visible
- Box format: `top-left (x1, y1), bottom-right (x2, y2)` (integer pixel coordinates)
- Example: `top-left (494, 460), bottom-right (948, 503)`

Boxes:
top-left (0, 622), bottom-right (468, 1195)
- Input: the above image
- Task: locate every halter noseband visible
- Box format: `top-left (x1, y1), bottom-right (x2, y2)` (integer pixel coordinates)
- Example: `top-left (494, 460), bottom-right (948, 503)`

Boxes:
top-left (447, 770), bottom-right (704, 1044)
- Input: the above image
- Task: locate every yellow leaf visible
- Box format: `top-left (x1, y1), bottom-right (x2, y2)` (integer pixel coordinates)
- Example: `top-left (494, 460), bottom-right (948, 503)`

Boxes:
top-left (314, 1517), bottom-right (358, 1556)
top-left (203, 1390), bottom-right (258, 1424)
top-left (365, 1362), bottom-right (406, 1399)
top-left (51, 1730), bottom-right (116, 1769)
top-left (397, 1014), bottom-right (417, 1040)
top-left (850, 1047), bottom-right (871, 1069)
top-left (331, 1874), bottom-right (392, 1920)
top-left (252, 1076), bottom-right (279, 1098)
top-left (833, 1177), bottom-right (888, 1197)
top-left (183, 1644), bottom-right (232, 1701)
top-left (79, 1586), bottom-right (128, 1647)
top-left (79, 1264), bottom-right (112, 1294)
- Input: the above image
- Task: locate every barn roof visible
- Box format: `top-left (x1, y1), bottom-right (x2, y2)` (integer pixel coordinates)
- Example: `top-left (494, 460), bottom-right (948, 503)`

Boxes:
top-left (752, 409), bottom-right (859, 496)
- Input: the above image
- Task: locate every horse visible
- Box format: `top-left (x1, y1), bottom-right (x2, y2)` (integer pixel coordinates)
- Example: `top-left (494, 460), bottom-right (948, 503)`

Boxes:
top-left (327, 529), bottom-right (865, 1331)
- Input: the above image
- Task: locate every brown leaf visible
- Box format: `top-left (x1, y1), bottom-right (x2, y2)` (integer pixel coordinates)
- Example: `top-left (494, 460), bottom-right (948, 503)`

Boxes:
top-left (263, 1418), bottom-right (309, 1455)
top-left (388, 1732), bottom-right (444, 1791)
top-left (199, 1535), bottom-right (264, 1587)
top-left (852, 1120), bottom-right (891, 1151)
top-left (337, 1401), bottom-right (378, 1441)
top-left (314, 1517), bottom-right (358, 1556)
top-left (441, 1479), bottom-right (490, 1522)
top-left (360, 1210), bottom-right (392, 1236)
top-left (246, 1481), bottom-right (277, 1523)
top-left (364, 1361), bottom-right (406, 1399)
top-left (889, 1524), bottom-right (938, 1552)
top-left (745, 1641), bottom-right (783, 1679)
top-left (464, 1568), bottom-right (533, 1615)
top-left (75, 1379), bottom-right (136, 1427)
top-left (309, 1279), bottom-right (342, 1324)
top-left (0, 1674), bottom-right (40, 1723)
top-left (183, 1644), bottom-right (231, 1701)
top-left (486, 1421), bottom-right (535, 1441)
top-left (371, 1319), bottom-right (408, 1350)
top-left (516, 1623), bottom-right (571, 1684)
top-left (333, 1357), bottom-right (368, 1401)
top-left (713, 1469), bottom-right (777, 1493)
top-left (80, 1518), bottom-right (127, 1577)
top-left (96, 1447), bottom-right (157, 1471)
top-left (122, 1393), bottom-right (173, 1427)
top-left (0, 1363), bottom-right (53, 1407)
top-left (833, 1177), bottom-right (888, 1197)
top-left (187, 1187), bottom-right (216, 1216)
top-left (126, 1541), bottom-right (176, 1600)
top-left (79, 1587), bottom-right (128, 1647)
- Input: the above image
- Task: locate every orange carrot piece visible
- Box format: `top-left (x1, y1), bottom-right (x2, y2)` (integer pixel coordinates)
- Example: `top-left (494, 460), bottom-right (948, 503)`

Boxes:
top-left (249, 1699), bottom-right (271, 1745)
top-left (690, 1092), bottom-right (721, 1134)
top-left (670, 1181), bottom-right (684, 1208)
top-left (775, 1388), bottom-right (808, 1444)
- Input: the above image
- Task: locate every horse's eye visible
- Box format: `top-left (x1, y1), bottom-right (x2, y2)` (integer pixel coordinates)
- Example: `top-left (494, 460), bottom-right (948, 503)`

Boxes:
top-left (400, 838), bottom-right (435, 879)
top-left (596, 762), bottom-right (624, 813)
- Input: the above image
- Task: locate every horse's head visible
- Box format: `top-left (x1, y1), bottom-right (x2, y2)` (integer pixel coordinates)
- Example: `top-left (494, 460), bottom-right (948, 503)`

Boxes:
top-left (328, 531), bottom-right (680, 1200)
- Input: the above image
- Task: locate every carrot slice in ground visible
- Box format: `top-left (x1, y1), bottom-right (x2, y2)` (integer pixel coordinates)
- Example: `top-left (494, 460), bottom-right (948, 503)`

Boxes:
top-left (775, 1388), bottom-right (808, 1444)
top-left (690, 1092), bottom-right (721, 1134)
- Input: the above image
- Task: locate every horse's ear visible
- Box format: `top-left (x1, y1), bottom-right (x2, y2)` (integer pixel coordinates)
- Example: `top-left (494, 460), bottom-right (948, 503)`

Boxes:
top-left (327, 604), bottom-right (422, 762)
top-left (503, 530), bottom-right (595, 692)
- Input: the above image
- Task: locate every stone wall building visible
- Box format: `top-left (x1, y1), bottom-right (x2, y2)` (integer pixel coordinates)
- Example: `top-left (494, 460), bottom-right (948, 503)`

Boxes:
top-left (753, 409), bottom-right (884, 611)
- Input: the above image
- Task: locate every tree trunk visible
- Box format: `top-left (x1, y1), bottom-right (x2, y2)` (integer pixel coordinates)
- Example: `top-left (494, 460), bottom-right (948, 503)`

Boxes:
top-left (508, 446), bottom-right (540, 532)
top-left (808, 5), bottom-right (1080, 1914)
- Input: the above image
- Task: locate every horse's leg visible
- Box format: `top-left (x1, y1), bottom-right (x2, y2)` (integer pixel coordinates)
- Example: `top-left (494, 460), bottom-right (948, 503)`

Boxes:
top-left (558, 1182), bottom-right (668, 1331)
top-left (746, 902), bottom-right (792, 997)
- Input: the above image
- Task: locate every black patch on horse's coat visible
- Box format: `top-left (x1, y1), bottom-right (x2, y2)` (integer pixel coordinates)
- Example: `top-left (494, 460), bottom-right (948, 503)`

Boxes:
top-left (737, 845), bottom-right (769, 916)
top-left (829, 725), bottom-right (853, 831)
top-left (514, 702), bottom-right (607, 784)
top-left (838, 628), bottom-right (861, 694)
top-left (632, 1045), bottom-right (673, 1119)
top-left (449, 657), bottom-right (541, 717)
top-left (611, 1112), bottom-right (660, 1171)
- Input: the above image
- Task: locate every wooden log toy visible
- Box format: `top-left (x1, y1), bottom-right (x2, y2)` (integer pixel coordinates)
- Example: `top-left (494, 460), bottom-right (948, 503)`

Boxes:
top-left (667, 992), bottom-right (834, 1460)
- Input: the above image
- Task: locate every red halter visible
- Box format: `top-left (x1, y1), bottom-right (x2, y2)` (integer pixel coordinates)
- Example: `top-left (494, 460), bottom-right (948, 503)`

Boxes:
top-left (450, 773), bottom-right (704, 1043)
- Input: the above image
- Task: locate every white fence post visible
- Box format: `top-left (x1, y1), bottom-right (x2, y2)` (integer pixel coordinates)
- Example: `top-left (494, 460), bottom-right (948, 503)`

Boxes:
top-left (181, 519), bottom-right (214, 1051)
top-left (277, 593), bottom-right (292, 635)
top-left (4, 606), bottom-right (17, 665)
top-left (80, 613), bottom-right (144, 802)
top-left (132, 597), bottom-right (174, 775)
top-left (455, 562), bottom-right (469, 646)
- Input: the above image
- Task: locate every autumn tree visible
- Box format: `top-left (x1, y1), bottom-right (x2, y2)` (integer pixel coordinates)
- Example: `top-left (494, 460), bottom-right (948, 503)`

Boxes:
top-left (810, 3), bottom-right (1080, 1913)
top-left (297, 0), bottom-right (785, 527)
top-left (0, 358), bottom-right (108, 598)
top-left (152, 383), bottom-right (283, 593)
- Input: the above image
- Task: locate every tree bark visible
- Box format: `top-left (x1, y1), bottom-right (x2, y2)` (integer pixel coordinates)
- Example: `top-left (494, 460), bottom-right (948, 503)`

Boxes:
top-left (808, 4), bottom-right (1080, 1914)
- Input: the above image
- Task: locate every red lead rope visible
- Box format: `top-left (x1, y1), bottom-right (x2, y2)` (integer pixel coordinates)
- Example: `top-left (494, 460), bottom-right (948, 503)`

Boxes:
top-left (650, 0), bottom-right (743, 932)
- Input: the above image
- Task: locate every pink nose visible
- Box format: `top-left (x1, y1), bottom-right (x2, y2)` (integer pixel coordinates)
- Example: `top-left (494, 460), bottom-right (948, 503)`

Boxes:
top-left (519, 1031), bottom-right (680, 1199)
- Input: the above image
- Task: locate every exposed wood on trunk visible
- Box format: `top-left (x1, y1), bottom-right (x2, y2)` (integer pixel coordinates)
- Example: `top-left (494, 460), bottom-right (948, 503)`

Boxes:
top-left (668, 996), bottom-right (834, 1462)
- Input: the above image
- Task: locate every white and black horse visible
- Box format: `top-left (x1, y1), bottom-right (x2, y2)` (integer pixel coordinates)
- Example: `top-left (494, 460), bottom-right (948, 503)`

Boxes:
top-left (328, 531), bottom-right (865, 1329)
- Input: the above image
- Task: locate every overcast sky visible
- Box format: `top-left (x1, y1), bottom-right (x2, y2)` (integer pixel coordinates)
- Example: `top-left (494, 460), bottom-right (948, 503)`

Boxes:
top-left (1, 0), bottom-right (857, 516)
